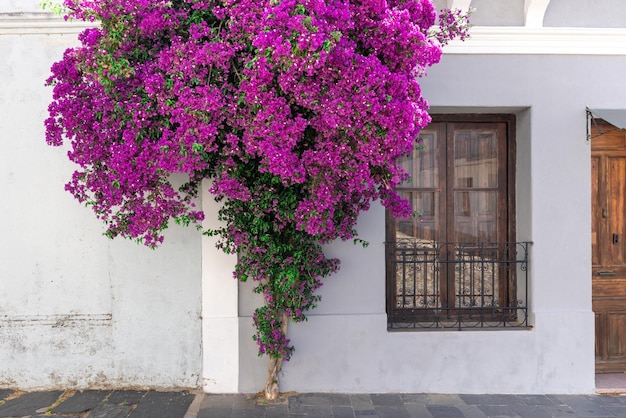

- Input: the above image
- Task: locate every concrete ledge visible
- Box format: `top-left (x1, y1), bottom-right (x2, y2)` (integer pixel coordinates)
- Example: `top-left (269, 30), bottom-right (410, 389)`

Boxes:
top-left (445, 26), bottom-right (626, 55)
top-left (0, 13), bottom-right (93, 35)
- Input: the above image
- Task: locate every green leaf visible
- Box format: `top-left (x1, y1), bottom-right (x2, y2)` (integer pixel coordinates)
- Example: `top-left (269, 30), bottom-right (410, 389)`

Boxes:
top-left (237, 92), bottom-right (246, 106)
top-left (40, 0), bottom-right (67, 16)
top-left (353, 238), bottom-right (369, 248)
top-left (244, 56), bottom-right (259, 69)
top-left (303, 16), bottom-right (313, 30)
top-left (294, 3), bottom-right (306, 15)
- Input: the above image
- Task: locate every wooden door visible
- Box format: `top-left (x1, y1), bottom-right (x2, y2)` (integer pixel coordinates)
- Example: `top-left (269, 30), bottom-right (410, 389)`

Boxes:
top-left (592, 120), bottom-right (626, 372)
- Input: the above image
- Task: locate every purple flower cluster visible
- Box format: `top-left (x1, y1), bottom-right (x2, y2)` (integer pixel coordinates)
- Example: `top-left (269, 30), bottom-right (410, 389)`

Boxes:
top-left (46, 0), bottom-right (469, 358)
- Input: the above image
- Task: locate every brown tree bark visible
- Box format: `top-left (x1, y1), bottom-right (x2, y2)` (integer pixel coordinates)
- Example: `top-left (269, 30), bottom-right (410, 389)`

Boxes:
top-left (263, 311), bottom-right (288, 401)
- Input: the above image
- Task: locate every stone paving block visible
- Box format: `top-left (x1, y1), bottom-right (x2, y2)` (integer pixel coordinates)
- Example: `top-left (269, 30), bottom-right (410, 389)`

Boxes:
top-left (374, 405), bottom-right (410, 418)
top-left (509, 404), bottom-right (557, 418)
top-left (201, 393), bottom-right (235, 408)
top-left (404, 402), bottom-right (434, 418)
top-left (52, 390), bottom-right (110, 413)
top-left (0, 390), bottom-right (13, 401)
top-left (426, 405), bottom-right (465, 418)
top-left (230, 406), bottom-right (266, 418)
top-left (515, 394), bottom-right (558, 406)
top-left (292, 410), bottom-right (332, 418)
top-left (265, 404), bottom-right (289, 418)
top-left (533, 404), bottom-right (578, 418)
top-left (232, 394), bottom-right (260, 409)
top-left (460, 394), bottom-right (526, 406)
top-left (455, 395), bottom-right (483, 406)
top-left (0, 390), bottom-right (63, 418)
top-left (289, 393), bottom-right (351, 407)
top-left (610, 395), bottom-right (626, 405)
top-left (332, 405), bottom-right (356, 418)
top-left (425, 394), bottom-right (466, 406)
top-left (88, 402), bottom-right (133, 418)
top-left (349, 394), bottom-right (374, 410)
top-left (354, 410), bottom-right (378, 416)
top-left (545, 394), bottom-right (565, 405)
top-left (129, 390), bottom-right (194, 418)
top-left (552, 395), bottom-right (616, 417)
top-left (400, 394), bottom-right (430, 404)
top-left (591, 395), bottom-right (626, 406)
top-left (197, 406), bottom-right (232, 418)
top-left (369, 393), bottom-right (403, 406)
top-left (601, 405), bottom-right (626, 417)
top-left (288, 403), bottom-right (333, 417)
top-left (455, 405), bottom-right (488, 418)
top-left (477, 404), bottom-right (522, 417)
top-left (107, 390), bottom-right (146, 405)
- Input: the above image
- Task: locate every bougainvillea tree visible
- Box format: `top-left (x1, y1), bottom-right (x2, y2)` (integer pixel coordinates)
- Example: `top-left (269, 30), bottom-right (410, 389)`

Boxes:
top-left (45, 0), bottom-right (470, 399)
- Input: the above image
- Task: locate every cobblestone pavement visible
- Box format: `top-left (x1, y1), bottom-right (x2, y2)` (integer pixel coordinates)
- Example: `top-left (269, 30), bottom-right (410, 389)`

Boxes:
top-left (0, 389), bottom-right (194, 418)
top-left (3, 389), bottom-right (626, 417)
top-left (197, 392), bottom-right (626, 418)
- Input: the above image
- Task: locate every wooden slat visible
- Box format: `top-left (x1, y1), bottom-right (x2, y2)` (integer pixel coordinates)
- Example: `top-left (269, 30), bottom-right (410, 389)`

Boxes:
top-left (608, 313), bottom-right (626, 357)
top-left (593, 279), bottom-right (626, 298)
top-left (591, 121), bottom-right (626, 150)
top-left (593, 299), bottom-right (626, 312)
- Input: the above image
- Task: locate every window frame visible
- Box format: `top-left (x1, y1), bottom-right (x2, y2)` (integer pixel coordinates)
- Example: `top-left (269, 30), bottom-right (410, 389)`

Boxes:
top-left (385, 114), bottom-right (525, 330)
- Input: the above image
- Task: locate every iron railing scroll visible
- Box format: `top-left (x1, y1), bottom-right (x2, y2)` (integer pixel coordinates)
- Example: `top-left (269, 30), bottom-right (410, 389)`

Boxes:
top-left (387, 241), bottom-right (531, 330)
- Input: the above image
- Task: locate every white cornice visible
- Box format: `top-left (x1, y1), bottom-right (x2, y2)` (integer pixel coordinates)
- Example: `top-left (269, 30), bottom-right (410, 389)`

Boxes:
top-left (0, 13), bottom-right (93, 35)
top-left (4, 13), bottom-right (626, 56)
top-left (444, 26), bottom-right (626, 55)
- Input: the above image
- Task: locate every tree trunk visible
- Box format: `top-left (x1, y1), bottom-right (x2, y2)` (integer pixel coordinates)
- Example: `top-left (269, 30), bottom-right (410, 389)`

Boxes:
top-left (264, 311), bottom-right (288, 401)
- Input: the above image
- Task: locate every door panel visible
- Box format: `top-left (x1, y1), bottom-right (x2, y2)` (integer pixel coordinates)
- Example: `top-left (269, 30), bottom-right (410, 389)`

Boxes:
top-left (596, 313), bottom-right (604, 360)
top-left (592, 156), bottom-right (600, 266)
top-left (592, 121), bottom-right (626, 372)
top-left (607, 157), bottom-right (626, 266)
top-left (608, 313), bottom-right (626, 358)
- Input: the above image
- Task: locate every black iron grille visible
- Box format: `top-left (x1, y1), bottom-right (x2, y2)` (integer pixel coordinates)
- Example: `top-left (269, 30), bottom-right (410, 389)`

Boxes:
top-left (386, 241), bottom-right (530, 330)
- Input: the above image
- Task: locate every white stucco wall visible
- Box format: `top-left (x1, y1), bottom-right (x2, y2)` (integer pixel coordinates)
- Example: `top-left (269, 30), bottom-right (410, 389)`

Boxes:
top-left (4, 0), bottom-right (626, 395)
top-left (229, 53), bottom-right (626, 394)
top-left (544, 0), bottom-right (626, 28)
top-left (0, 10), bottom-right (202, 389)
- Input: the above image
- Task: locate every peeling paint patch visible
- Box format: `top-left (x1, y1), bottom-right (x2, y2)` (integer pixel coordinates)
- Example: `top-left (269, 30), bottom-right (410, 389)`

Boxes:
top-left (0, 312), bottom-right (115, 388)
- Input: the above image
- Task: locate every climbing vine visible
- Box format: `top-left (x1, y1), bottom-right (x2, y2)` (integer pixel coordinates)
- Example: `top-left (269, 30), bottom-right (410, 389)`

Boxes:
top-left (45, 0), bottom-right (470, 398)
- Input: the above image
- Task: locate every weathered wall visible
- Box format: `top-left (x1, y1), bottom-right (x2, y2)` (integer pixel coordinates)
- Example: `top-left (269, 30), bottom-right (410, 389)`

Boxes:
top-left (4, 0), bottom-right (626, 394)
top-left (0, 8), bottom-right (202, 389)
